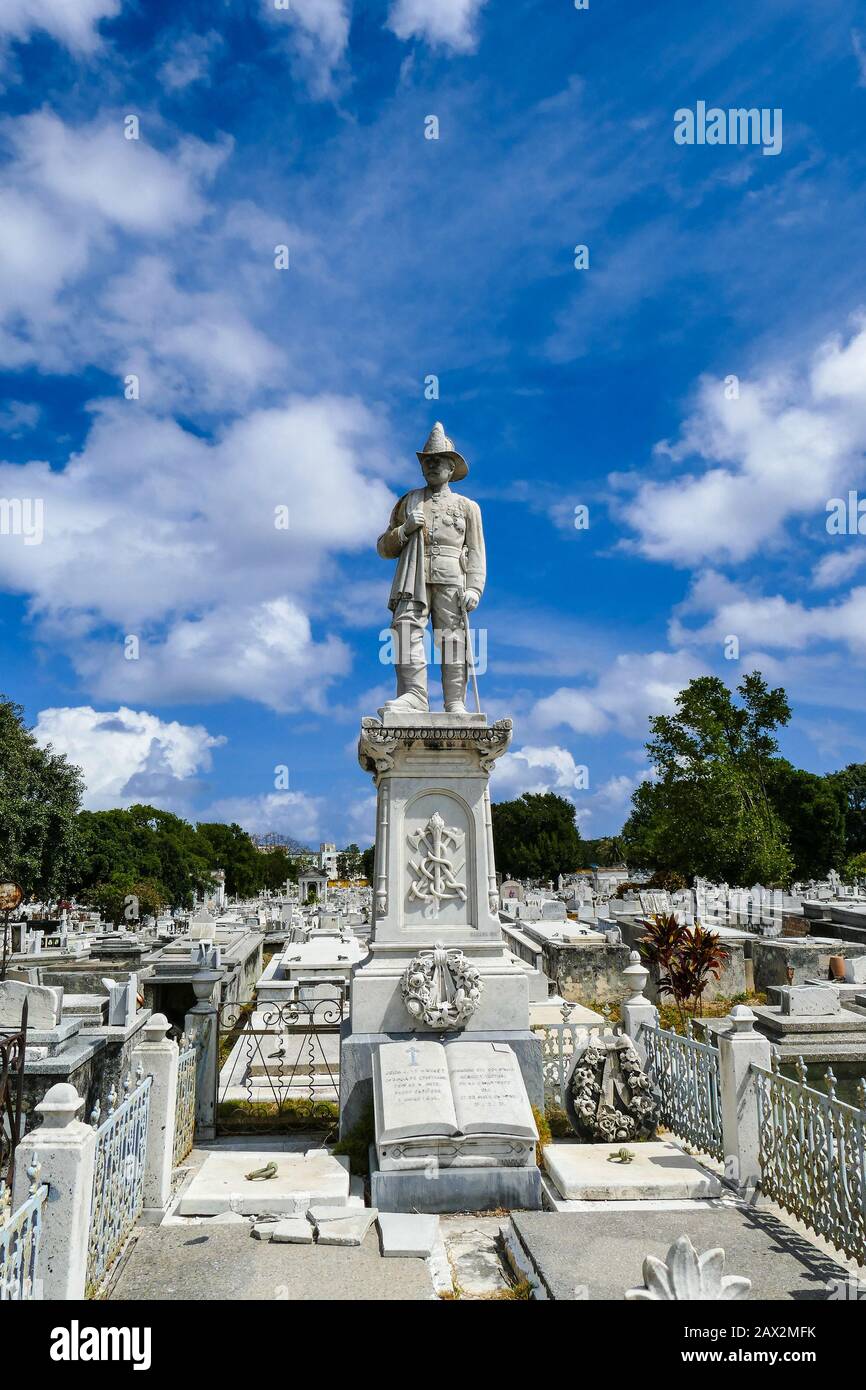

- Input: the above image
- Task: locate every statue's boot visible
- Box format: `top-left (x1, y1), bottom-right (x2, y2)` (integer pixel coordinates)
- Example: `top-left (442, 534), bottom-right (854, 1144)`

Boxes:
top-left (384, 689), bottom-right (429, 712)
top-left (442, 661), bottom-right (468, 715)
top-left (383, 666), bottom-right (429, 713)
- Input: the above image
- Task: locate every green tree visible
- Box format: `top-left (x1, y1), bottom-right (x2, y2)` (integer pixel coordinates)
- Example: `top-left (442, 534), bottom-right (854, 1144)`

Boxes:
top-left (579, 835), bottom-right (624, 866)
top-left (336, 843), bottom-right (362, 879)
top-left (827, 762), bottom-right (866, 858)
top-left (0, 697), bottom-right (84, 898)
top-left (843, 851), bottom-right (866, 885)
top-left (360, 845), bottom-right (375, 882)
top-left (259, 847), bottom-right (293, 892)
top-left (766, 763), bottom-right (846, 879)
top-left (621, 673), bottom-right (794, 884)
top-left (194, 822), bottom-right (263, 898)
top-left (77, 805), bottom-right (209, 910)
top-left (491, 792), bottom-right (583, 881)
top-left (85, 874), bottom-right (168, 926)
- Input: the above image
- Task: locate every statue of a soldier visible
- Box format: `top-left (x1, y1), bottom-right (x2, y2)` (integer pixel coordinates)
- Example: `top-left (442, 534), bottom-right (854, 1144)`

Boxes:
top-left (377, 422), bottom-right (485, 715)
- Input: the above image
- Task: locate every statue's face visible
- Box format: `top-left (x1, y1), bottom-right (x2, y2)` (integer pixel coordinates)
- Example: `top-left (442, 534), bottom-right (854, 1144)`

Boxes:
top-left (421, 456), bottom-right (455, 487)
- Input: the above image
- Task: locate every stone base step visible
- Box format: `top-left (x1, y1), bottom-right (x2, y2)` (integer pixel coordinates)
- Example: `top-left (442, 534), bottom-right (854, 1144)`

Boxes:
top-left (543, 1140), bottom-right (723, 1202)
top-left (176, 1146), bottom-right (350, 1216)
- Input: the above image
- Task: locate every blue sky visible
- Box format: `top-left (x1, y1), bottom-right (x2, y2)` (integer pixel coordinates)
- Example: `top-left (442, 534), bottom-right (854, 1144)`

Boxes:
top-left (1, 0), bottom-right (865, 849)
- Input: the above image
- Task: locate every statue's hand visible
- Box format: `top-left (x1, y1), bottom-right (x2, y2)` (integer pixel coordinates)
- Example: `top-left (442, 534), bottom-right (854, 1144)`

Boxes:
top-left (403, 505), bottom-right (425, 535)
top-left (463, 588), bottom-right (480, 612)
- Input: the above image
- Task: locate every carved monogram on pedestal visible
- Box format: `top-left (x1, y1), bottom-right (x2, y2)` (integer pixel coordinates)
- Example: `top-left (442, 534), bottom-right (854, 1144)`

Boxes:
top-left (399, 941), bottom-right (483, 1029)
top-left (407, 811), bottom-right (466, 916)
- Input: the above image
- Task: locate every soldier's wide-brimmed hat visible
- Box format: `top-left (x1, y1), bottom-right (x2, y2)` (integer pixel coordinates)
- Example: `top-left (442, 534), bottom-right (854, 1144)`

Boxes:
top-left (416, 421), bottom-right (468, 480)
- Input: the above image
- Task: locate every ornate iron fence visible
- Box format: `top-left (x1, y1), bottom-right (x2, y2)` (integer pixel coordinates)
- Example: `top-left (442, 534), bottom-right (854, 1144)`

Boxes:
top-left (0, 997), bottom-right (27, 1189)
top-left (217, 990), bottom-right (345, 1131)
top-left (534, 1017), bottom-right (613, 1108)
top-left (753, 1054), bottom-right (866, 1268)
top-left (0, 1159), bottom-right (47, 1301)
top-left (641, 1022), bottom-right (724, 1161)
top-left (172, 1035), bottom-right (197, 1166)
top-left (86, 1069), bottom-right (152, 1297)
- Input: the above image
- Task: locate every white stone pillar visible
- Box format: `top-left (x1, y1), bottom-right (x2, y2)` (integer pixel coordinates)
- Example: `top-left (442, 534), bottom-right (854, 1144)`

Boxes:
top-left (12, 1083), bottom-right (96, 1301)
top-left (132, 1012), bottom-right (179, 1218)
top-left (185, 968), bottom-right (221, 1142)
top-left (620, 950), bottom-right (658, 1062)
top-left (717, 1004), bottom-right (771, 1194)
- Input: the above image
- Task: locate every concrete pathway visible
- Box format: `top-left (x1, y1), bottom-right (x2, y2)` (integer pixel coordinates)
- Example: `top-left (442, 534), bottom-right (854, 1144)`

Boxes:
top-left (108, 1223), bottom-right (435, 1301)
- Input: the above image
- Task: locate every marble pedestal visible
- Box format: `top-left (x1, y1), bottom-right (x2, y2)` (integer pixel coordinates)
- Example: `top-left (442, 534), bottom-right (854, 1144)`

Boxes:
top-left (340, 713), bottom-right (543, 1210)
top-left (371, 1157), bottom-right (542, 1213)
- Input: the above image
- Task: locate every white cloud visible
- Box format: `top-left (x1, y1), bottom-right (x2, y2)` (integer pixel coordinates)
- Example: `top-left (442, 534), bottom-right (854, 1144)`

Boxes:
top-left (490, 746), bottom-right (648, 834)
top-left (344, 793), bottom-right (377, 844)
top-left (76, 598), bottom-right (352, 712)
top-left (492, 744), bottom-right (589, 799)
top-left (387, 0), bottom-right (488, 52)
top-left (158, 31), bottom-right (223, 91)
top-left (0, 112), bottom-right (235, 387)
top-left (262, 0), bottom-right (352, 98)
top-left (619, 319), bottom-right (866, 567)
top-left (32, 705), bottom-right (225, 812)
top-left (528, 650), bottom-right (706, 739)
top-left (0, 400), bottom-right (39, 434)
top-left (0, 0), bottom-right (119, 55)
top-left (6, 111), bottom-right (222, 233)
top-left (811, 549), bottom-right (866, 589)
top-left (0, 394), bottom-right (395, 709)
top-left (672, 573), bottom-right (866, 659)
top-left (202, 791), bottom-right (324, 843)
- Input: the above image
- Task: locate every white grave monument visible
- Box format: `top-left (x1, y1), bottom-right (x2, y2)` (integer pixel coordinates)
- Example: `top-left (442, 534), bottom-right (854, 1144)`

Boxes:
top-left (339, 423), bottom-right (542, 1212)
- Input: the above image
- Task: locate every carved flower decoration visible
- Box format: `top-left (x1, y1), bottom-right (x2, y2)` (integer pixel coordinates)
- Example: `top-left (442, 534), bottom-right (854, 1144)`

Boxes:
top-left (625, 1235), bottom-right (751, 1301)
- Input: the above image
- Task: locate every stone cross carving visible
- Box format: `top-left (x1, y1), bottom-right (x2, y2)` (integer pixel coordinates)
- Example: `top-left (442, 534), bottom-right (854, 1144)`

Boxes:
top-left (407, 812), bottom-right (466, 916)
top-left (400, 942), bottom-right (483, 1029)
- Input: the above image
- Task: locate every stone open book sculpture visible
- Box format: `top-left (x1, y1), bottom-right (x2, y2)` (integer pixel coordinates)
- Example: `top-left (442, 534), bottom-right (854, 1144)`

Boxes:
top-left (373, 1040), bottom-right (538, 1171)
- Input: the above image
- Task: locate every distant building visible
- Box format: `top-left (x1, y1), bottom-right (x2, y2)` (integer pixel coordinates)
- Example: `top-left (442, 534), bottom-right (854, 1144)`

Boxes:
top-left (319, 842), bottom-right (338, 876)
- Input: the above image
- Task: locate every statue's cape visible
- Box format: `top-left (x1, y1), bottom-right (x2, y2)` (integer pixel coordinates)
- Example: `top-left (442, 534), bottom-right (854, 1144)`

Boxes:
top-left (388, 487), bottom-right (427, 610)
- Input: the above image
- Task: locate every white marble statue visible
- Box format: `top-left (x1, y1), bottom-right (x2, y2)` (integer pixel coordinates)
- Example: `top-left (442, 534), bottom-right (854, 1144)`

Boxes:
top-left (377, 422), bottom-right (485, 715)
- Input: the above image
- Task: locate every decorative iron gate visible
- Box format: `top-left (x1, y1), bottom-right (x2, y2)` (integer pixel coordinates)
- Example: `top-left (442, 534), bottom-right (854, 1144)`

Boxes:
top-left (641, 1021), bottom-right (724, 1161)
top-left (217, 990), bottom-right (345, 1132)
top-left (0, 997), bottom-right (27, 1190)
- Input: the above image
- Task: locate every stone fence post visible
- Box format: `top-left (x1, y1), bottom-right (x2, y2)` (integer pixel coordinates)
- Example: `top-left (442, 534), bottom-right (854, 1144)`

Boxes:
top-left (12, 1083), bottom-right (96, 1300)
top-left (131, 1012), bottom-right (178, 1220)
top-left (620, 950), bottom-right (658, 1061)
top-left (185, 968), bottom-right (222, 1142)
top-left (717, 1005), bottom-right (771, 1194)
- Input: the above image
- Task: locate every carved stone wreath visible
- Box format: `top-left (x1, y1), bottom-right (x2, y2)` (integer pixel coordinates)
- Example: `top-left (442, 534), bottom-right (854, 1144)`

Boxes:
top-left (400, 942), bottom-right (483, 1029)
top-left (569, 1035), bottom-right (658, 1143)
